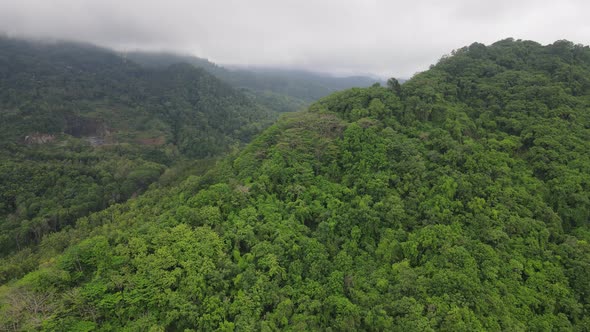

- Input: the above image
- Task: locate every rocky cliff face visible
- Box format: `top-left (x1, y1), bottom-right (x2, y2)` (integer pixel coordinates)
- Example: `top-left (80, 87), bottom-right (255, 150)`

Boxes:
top-left (23, 133), bottom-right (55, 144)
top-left (23, 116), bottom-right (112, 146)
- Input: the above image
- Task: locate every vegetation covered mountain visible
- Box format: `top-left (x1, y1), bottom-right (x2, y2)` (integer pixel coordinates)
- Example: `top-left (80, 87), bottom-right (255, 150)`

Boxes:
top-left (2, 38), bottom-right (590, 331)
top-left (0, 38), bottom-right (274, 154)
top-left (126, 51), bottom-right (381, 112)
top-left (0, 37), bottom-right (274, 265)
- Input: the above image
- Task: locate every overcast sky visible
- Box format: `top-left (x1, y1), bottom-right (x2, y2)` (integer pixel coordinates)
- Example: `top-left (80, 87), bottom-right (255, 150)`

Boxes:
top-left (1, 0), bottom-right (589, 78)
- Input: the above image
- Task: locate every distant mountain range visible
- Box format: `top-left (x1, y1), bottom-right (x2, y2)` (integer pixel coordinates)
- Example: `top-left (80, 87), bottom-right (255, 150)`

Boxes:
top-left (125, 51), bottom-right (384, 110)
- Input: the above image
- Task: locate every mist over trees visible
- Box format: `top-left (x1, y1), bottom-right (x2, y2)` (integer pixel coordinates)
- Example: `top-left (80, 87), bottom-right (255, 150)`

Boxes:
top-left (126, 51), bottom-right (382, 112)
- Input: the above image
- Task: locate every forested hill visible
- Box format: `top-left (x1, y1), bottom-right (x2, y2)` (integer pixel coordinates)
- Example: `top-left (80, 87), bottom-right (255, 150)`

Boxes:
top-left (0, 37), bottom-right (275, 272)
top-left (126, 51), bottom-right (381, 109)
top-left (2, 39), bottom-right (590, 331)
top-left (0, 37), bottom-right (274, 156)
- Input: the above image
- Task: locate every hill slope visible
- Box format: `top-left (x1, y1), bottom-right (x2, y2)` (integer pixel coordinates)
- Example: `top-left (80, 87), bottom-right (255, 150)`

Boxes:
top-left (1, 39), bottom-right (590, 331)
top-left (0, 38), bottom-right (274, 155)
top-left (0, 37), bottom-right (275, 263)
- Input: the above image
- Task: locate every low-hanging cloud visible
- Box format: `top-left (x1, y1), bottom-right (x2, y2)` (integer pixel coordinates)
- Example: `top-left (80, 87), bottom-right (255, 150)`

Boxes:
top-left (1, 0), bottom-right (589, 78)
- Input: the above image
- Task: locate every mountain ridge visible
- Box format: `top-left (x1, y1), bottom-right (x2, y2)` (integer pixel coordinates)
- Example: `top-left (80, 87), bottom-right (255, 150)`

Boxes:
top-left (125, 51), bottom-right (383, 109)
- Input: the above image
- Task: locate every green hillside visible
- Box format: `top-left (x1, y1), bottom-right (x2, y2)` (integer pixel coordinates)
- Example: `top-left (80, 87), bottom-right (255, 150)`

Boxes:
top-left (0, 38), bottom-right (274, 155)
top-left (2, 39), bottom-right (590, 331)
top-left (0, 37), bottom-right (275, 266)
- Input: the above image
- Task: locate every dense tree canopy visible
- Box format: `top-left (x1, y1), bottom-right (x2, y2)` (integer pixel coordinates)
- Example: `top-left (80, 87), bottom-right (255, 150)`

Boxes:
top-left (0, 37), bottom-right (275, 156)
top-left (1, 39), bottom-right (590, 331)
top-left (0, 37), bottom-right (275, 273)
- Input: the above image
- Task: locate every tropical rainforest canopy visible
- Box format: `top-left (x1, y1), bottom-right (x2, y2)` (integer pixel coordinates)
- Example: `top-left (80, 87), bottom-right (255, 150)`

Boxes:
top-left (1, 38), bottom-right (590, 331)
top-left (0, 37), bottom-right (276, 268)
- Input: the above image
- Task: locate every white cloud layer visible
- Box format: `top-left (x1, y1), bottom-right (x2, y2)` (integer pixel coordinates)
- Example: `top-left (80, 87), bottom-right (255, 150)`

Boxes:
top-left (1, 0), bottom-right (589, 78)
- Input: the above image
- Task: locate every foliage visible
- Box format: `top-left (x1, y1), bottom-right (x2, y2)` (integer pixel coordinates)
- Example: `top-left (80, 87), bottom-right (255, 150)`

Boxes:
top-left (0, 37), bottom-right (276, 274)
top-left (0, 37), bottom-right (275, 158)
top-left (2, 39), bottom-right (590, 331)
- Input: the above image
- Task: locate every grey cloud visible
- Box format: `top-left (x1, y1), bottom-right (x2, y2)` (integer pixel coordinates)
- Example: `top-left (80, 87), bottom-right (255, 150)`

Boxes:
top-left (1, 0), bottom-right (589, 78)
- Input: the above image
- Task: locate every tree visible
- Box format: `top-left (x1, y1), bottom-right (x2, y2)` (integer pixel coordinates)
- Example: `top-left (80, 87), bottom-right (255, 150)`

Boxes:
top-left (387, 77), bottom-right (402, 96)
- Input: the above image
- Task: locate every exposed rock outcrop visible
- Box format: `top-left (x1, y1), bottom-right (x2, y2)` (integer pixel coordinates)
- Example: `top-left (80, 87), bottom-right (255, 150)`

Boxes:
top-left (23, 133), bottom-right (55, 144)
